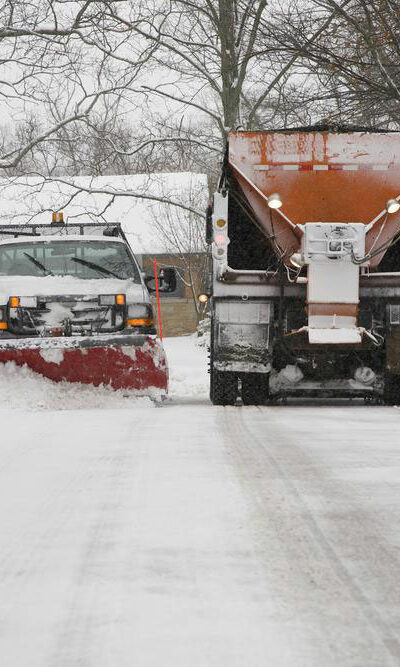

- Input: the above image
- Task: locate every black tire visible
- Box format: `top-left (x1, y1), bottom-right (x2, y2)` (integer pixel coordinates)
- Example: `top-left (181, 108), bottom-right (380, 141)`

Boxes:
top-left (241, 373), bottom-right (269, 406)
top-left (383, 372), bottom-right (400, 405)
top-left (209, 316), bottom-right (238, 405)
top-left (210, 368), bottom-right (238, 405)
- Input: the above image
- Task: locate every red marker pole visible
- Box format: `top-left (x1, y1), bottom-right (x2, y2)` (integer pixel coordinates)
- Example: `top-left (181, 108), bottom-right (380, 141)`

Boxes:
top-left (153, 257), bottom-right (163, 340)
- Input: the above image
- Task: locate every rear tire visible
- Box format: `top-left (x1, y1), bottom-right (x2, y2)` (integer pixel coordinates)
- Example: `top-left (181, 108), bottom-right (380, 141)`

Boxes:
top-left (210, 368), bottom-right (238, 405)
top-left (383, 372), bottom-right (400, 405)
top-left (241, 373), bottom-right (269, 406)
top-left (209, 313), bottom-right (238, 406)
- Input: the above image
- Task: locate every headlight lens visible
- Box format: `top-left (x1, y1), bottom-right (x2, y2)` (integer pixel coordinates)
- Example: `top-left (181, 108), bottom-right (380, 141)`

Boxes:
top-left (127, 305), bottom-right (149, 318)
top-left (126, 304), bottom-right (154, 328)
top-left (20, 297), bottom-right (38, 308)
top-left (99, 294), bottom-right (126, 306)
top-left (99, 295), bottom-right (115, 306)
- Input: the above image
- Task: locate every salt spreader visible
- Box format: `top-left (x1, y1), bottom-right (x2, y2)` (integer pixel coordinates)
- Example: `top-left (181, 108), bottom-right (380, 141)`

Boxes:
top-left (207, 127), bottom-right (400, 404)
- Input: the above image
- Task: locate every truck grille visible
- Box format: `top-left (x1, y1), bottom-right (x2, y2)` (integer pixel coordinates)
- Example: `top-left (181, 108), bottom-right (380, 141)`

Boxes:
top-left (10, 296), bottom-right (124, 335)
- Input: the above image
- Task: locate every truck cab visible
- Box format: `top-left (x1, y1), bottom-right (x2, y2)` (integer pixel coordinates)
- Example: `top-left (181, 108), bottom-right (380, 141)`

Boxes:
top-left (0, 221), bottom-right (174, 339)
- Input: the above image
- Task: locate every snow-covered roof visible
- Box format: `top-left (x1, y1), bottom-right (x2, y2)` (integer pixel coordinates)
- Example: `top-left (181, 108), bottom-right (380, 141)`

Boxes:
top-left (0, 173), bottom-right (208, 255)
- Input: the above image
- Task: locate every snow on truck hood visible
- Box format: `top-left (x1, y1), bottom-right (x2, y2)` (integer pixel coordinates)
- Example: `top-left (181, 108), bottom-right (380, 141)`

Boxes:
top-left (0, 275), bottom-right (148, 304)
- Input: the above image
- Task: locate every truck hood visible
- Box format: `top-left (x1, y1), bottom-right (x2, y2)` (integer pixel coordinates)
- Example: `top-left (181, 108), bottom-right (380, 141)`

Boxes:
top-left (0, 275), bottom-right (148, 305)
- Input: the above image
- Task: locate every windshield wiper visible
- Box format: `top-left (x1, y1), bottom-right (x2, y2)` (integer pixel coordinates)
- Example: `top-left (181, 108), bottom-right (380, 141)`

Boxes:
top-left (70, 257), bottom-right (119, 279)
top-left (23, 252), bottom-right (53, 276)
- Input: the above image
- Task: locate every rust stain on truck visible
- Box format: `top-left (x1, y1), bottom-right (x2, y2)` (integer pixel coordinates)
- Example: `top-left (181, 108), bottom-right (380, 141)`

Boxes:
top-left (229, 130), bottom-right (400, 267)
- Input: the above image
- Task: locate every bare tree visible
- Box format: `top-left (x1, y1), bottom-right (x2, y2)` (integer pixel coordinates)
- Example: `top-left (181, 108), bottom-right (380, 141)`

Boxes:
top-left (269, 0), bottom-right (400, 128)
top-left (102, 1), bottom-right (299, 152)
top-left (149, 176), bottom-right (209, 319)
top-left (10, 0), bottom-right (394, 230)
top-left (0, 0), bottom-right (157, 172)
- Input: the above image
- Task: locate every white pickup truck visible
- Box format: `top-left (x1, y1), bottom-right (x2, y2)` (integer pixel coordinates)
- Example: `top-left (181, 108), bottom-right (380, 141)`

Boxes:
top-left (0, 219), bottom-right (175, 392)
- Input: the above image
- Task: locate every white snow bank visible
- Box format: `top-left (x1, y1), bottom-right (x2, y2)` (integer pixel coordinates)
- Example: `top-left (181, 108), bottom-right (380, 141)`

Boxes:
top-left (165, 334), bottom-right (209, 401)
top-left (0, 361), bottom-right (154, 411)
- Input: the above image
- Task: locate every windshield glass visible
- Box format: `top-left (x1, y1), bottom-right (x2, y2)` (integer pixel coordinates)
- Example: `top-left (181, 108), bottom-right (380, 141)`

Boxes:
top-left (0, 240), bottom-right (141, 281)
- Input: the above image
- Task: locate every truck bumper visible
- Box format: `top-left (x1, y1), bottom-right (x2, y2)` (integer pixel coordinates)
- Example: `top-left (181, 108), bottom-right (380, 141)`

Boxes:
top-left (0, 333), bottom-right (168, 393)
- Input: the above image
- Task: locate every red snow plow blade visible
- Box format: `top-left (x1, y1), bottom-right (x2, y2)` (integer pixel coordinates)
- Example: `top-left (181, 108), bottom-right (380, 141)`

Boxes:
top-left (0, 334), bottom-right (168, 393)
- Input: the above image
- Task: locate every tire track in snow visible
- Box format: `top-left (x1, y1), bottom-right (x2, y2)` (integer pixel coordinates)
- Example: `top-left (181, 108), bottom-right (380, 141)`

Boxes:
top-left (0, 410), bottom-right (148, 667)
top-left (49, 414), bottom-right (149, 667)
top-left (218, 405), bottom-right (400, 667)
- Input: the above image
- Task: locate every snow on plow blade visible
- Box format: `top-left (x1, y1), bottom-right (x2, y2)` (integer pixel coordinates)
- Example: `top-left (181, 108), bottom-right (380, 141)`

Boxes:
top-left (0, 334), bottom-right (168, 393)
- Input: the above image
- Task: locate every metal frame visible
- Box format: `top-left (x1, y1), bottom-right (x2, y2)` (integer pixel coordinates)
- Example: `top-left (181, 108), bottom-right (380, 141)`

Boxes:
top-left (0, 223), bottom-right (127, 242)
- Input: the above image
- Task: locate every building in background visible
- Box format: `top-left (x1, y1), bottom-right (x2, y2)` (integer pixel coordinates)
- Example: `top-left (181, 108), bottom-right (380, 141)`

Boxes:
top-left (141, 251), bottom-right (208, 337)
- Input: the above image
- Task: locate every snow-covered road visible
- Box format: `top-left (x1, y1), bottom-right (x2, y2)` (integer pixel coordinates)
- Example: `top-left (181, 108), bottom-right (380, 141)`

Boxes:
top-left (0, 336), bottom-right (399, 666)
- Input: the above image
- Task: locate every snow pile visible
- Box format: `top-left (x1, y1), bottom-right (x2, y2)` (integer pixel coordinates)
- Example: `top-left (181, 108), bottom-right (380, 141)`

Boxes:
top-left (0, 335), bottom-right (209, 411)
top-left (165, 334), bottom-right (209, 401)
top-left (0, 361), bottom-right (154, 411)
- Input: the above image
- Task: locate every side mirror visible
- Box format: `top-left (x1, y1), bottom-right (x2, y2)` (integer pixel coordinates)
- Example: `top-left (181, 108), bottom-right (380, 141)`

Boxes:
top-left (144, 267), bottom-right (177, 294)
top-left (159, 267), bottom-right (177, 293)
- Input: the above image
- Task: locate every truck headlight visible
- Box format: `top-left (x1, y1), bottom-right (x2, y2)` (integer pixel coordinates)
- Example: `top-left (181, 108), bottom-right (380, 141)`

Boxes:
top-left (126, 304), bottom-right (154, 328)
top-left (99, 294), bottom-right (126, 306)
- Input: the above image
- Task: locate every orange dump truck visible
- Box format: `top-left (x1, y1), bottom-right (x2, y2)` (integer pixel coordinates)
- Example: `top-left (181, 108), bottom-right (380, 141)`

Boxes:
top-left (207, 127), bottom-right (400, 404)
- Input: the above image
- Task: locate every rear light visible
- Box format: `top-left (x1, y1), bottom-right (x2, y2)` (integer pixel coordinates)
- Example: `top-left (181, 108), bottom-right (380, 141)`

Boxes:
top-left (9, 296), bottom-right (20, 308)
top-left (214, 233), bottom-right (229, 247)
top-left (215, 218), bottom-right (227, 228)
top-left (115, 293), bottom-right (125, 306)
top-left (0, 322), bottom-right (7, 330)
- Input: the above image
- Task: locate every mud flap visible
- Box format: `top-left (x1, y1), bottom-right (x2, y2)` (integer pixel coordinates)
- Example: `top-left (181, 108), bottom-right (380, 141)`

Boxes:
top-left (0, 334), bottom-right (168, 393)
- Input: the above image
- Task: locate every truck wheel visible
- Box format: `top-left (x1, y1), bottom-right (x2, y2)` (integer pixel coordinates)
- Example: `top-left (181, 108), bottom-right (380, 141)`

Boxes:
top-left (241, 373), bottom-right (269, 406)
top-left (209, 314), bottom-right (238, 405)
top-left (210, 367), bottom-right (238, 405)
top-left (383, 372), bottom-right (400, 405)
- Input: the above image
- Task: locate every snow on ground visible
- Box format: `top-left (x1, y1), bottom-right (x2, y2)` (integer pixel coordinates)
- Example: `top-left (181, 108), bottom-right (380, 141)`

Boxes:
top-left (166, 334), bottom-right (209, 401)
top-left (0, 335), bottom-right (400, 666)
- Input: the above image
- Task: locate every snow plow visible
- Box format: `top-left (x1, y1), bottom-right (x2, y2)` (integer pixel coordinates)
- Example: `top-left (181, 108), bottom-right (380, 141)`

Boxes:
top-left (0, 220), bottom-right (175, 394)
top-left (207, 127), bottom-right (400, 404)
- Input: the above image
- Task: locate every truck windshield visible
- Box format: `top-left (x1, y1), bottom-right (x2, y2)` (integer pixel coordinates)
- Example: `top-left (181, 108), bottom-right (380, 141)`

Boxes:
top-left (0, 240), bottom-right (141, 281)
